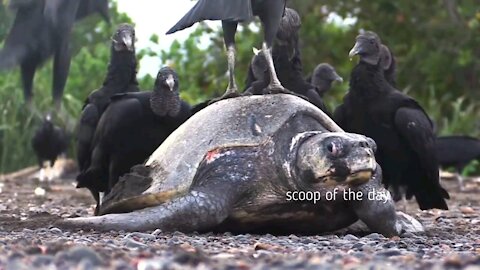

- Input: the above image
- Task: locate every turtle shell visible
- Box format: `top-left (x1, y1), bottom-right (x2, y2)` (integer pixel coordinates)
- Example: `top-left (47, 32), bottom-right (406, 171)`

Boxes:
top-left (99, 94), bottom-right (341, 214)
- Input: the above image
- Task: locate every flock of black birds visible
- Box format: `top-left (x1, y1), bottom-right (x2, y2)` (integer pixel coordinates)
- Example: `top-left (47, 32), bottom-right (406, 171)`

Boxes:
top-left (0, 0), bottom-right (478, 214)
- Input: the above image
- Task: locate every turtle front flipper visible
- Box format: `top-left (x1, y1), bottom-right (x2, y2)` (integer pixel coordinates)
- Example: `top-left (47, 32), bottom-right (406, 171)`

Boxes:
top-left (56, 186), bottom-right (237, 232)
top-left (349, 166), bottom-right (424, 237)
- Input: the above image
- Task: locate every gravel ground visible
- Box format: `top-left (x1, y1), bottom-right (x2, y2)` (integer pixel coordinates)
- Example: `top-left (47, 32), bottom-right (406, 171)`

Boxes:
top-left (0, 161), bottom-right (479, 270)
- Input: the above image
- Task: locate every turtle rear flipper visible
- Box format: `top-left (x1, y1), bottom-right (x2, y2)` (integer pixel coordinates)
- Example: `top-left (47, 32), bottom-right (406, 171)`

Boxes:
top-left (57, 184), bottom-right (239, 232)
top-left (59, 147), bottom-right (257, 232)
top-left (99, 164), bottom-right (156, 214)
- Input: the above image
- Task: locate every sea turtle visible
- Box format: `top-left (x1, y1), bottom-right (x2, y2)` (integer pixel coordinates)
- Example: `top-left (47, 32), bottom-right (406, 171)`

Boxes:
top-left (58, 94), bottom-right (423, 236)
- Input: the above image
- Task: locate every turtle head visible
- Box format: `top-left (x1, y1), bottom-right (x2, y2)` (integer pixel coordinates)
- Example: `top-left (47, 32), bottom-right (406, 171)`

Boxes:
top-left (295, 132), bottom-right (377, 189)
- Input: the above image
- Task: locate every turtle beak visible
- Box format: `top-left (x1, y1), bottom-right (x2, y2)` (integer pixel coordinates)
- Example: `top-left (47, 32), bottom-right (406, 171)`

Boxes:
top-left (349, 40), bottom-right (364, 59)
top-left (122, 33), bottom-right (134, 52)
top-left (166, 75), bottom-right (175, 92)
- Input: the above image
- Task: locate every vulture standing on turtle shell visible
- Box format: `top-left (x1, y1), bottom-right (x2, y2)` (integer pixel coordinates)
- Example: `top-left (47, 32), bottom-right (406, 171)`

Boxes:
top-left (0, 0), bottom-right (110, 108)
top-left (244, 8), bottom-right (340, 115)
top-left (32, 113), bottom-right (69, 180)
top-left (77, 67), bottom-right (191, 213)
top-left (191, 6), bottom-right (304, 115)
top-left (167, 0), bottom-right (289, 100)
top-left (334, 31), bottom-right (449, 210)
top-left (76, 24), bottom-right (139, 204)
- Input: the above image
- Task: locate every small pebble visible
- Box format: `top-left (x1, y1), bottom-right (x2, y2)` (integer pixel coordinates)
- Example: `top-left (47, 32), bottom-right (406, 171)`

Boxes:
top-left (124, 232), bottom-right (156, 241)
top-left (152, 229), bottom-right (162, 236)
top-left (67, 246), bottom-right (103, 266)
top-left (343, 234), bottom-right (359, 241)
top-left (49, 227), bottom-right (62, 234)
top-left (123, 238), bottom-right (148, 249)
top-left (364, 233), bottom-right (384, 240)
top-left (352, 242), bottom-right (366, 250)
top-left (31, 255), bottom-right (54, 267)
top-left (375, 249), bottom-right (403, 257)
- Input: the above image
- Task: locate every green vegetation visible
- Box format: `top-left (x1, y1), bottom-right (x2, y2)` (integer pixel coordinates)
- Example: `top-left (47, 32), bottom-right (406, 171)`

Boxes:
top-left (0, 2), bottom-right (153, 172)
top-left (0, 1), bottom-right (479, 174)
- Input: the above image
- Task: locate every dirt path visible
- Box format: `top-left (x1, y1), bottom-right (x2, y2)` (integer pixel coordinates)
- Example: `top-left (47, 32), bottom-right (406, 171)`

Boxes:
top-left (0, 163), bottom-right (479, 269)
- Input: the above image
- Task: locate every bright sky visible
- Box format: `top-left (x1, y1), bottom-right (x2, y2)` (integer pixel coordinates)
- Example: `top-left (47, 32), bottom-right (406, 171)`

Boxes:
top-left (115, 0), bottom-right (356, 77)
top-left (116, 0), bottom-right (203, 77)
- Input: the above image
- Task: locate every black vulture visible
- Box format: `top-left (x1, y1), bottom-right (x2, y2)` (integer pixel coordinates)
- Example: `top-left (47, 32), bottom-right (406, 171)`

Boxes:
top-left (76, 24), bottom-right (138, 202)
top-left (167, 0), bottom-right (289, 100)
top-left (245, 47), bottom-right (330, 116)
top-left (77, 67), bottom-right (191, 213)
top-left (244, 8), bottom-right (336, 116)
top-left (244, 7), bottom-right (301, 91)
top-left (192, 6), bottom-right (300, 115)
top-left (380, 44), bottom-right (397, 87)
top-left (31, 113), bottom-right (69, 180)
top-left (306, 63), bottom-right (344, 98)
top-left (333, 31), bottom-right (449, 210)
top-left (0, 0), bottom-right (110, 108)
top-left (333, 35), bottom-right (406, 145)
top-left (435, 135), bottom-right (480, 190)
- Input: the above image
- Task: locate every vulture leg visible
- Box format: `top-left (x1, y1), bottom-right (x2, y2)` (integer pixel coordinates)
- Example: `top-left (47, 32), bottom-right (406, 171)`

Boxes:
top-left (20, 60), bottom-right (37, 107)
top-left (261, 43), bottom-right (282, 90)
top-left (455, 165), bottom-right (465, 191)
top-left (208, 21), bottom-right (240, 105)
top-left (258, 0), bottom-right (287, 93)
top-left (457, 174), bottom-right (465, 191)
top-left (223, 21), bottom-right (238, 95)
top-left (53, 39), bottom-right (72, 109)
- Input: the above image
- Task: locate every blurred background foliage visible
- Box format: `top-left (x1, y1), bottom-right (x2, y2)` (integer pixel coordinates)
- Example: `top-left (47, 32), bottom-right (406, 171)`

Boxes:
top-left (0, 0), bottom-right (479, 174)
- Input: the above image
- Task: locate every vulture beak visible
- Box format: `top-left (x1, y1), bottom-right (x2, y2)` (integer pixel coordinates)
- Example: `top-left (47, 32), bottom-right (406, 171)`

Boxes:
top-left (334, 73), bottom-right (344, 83)
top-left (166, 75), bottom-right (175, 92)
top-left (349, 40), bottom-right (364, 59)
top-left (122, 33), bottom-right (134, 51)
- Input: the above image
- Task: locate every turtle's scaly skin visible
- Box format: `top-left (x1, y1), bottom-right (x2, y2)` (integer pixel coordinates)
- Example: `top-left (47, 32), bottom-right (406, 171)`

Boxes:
top-left (58, 94), bottom-right (424, 236)
top-left (99, 94), bottom-right (340, 214)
